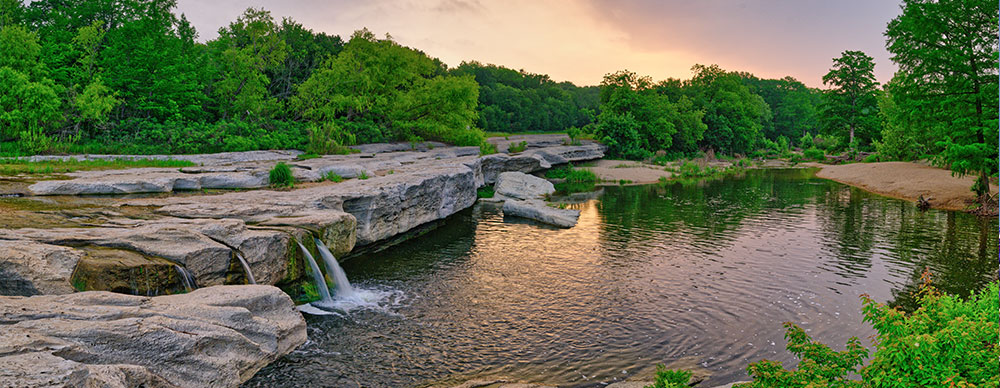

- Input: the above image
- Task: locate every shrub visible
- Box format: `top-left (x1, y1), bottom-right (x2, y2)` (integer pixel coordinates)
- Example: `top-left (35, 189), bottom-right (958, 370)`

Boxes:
top-left (566, 126), bottom-right (582, 145)
top-left (799, 132), bottom-right (814, 149)
top-left (269, 162), bottom-right (294, 187)
top-left (736, 280), bottom-right (999, 388)
top-left (507, 140), bottom-right (527, 153)
top-left (802, 147), bottom-right (825, 160)
top-left (479, 141), bottom-right (497, 156)
top-left (564, 168), bottom-right (597, 183)
top-left (863, 153), bottom-right (878, 163)
top-left (644, 365), bottom-right (692, 388)
top-left (678, 161), bottom-right (707, 178)
top-left (322, 171), bottom-right (343, 182)
top-left (297, 153), bottom-right (320, 160)
top-left (358, 171), bottom-right (369, 180)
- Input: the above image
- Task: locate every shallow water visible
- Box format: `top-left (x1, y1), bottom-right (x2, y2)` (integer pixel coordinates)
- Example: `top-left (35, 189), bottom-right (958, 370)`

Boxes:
top-left (247, 169), bottom-right (997, 387)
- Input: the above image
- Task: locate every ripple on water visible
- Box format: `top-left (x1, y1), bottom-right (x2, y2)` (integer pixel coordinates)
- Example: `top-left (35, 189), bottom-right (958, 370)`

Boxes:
top-left (247, 169), bottom-right (997, 388)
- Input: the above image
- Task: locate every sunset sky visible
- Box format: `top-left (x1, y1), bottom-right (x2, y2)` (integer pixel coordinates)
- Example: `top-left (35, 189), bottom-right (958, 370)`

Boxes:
top-left (175, 0), bottom-right (902, 88)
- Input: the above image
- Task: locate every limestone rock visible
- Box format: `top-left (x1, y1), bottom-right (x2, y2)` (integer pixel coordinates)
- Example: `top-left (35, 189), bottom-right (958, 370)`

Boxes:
top-left (502, 199), bottom-right (580, 228)
top-left (0, 285), bottom-right (306, 388)
top-left (0, 239), bottom-right (83, 296)
top-left (495, 172), bottom-right (556, 200)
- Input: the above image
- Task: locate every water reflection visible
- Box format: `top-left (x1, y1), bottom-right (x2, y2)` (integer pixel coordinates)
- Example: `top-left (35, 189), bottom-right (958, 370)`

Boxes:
top-left (246, 169), bottom-right (996, 388)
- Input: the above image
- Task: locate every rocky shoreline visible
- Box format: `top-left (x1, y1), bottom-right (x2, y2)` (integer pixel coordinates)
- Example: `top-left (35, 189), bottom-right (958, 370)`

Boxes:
top-left (0, 137), bottom-right (605, 387)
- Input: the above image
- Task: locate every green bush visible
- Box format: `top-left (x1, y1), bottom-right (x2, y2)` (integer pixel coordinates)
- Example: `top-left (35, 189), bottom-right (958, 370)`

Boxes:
top-left (358, 171), bottom-right (369, 180)
top-left (863, 153), bottom-right (878, 163)
top-left (802, 147), bottom-right (825, 160)
top-left (736, 281), bottom-right (999, 388)
top-left (507, 140), bottom-right (527, 153)
top-left (479, 141), bottom-right (497, 156)
top-left (644, 365), bottom-right (692, 388)
top-left (564, 168), bottom-right (597, 183)
top-left (322, 171), bottom-right (343, 182)
top-left (269, 162), bottom-right (294, 187)
top-left (799, 132), bottom-right (814, 149)
top-left (566, 126), bottom-right (582, 145)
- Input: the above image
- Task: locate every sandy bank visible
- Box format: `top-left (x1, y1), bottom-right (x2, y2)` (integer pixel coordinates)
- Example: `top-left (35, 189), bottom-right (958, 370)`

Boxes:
top-left (813, 161), bottom-right (997, 213)
top-left (584, 159), bottom-right (674, 183)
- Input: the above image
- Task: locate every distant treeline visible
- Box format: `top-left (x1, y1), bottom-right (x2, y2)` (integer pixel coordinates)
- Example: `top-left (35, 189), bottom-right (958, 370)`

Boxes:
top-left (0, 0), bottom-right (995, 196)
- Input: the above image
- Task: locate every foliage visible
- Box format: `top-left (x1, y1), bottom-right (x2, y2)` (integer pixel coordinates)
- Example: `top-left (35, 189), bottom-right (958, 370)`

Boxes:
top-left (0, 157), bottom-right (194, 175)
top-left (322, 171), bottom-right (343, 182)
top-left (564, 168), bottom-right (597, 183)
top-left (802, 148), bottom-right (825, 161)
top-left (819, 50), bottom-right (881, 148)
top-left (507, 140), bottom-right (527, 153)
top-left (884, 0), bottom-right (998, 197)
top-left (451, 61), bottom-right (598, 133)
top-left (798, 132), bottom-right (813, 149)
top-left (736, 280), bottom-right (999, 388)
top-left (565, 126), bottom-right (582, 145)
top-left (268, 162), bottom-right (294, 187)
top-left (863, 153), bottom-right (878, 163)
top-left (479, 141), bottom-right (498, 156)
top-left (357, 171), bottom-right (369, 180)
top-left (688, 64), bottom-right (770, 155)
top-left (643, 365), bottom-right (691, 388)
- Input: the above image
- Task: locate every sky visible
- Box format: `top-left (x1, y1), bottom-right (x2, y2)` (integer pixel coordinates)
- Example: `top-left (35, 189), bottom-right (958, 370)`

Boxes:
top-left (175, 0), bottom-right (903, 88)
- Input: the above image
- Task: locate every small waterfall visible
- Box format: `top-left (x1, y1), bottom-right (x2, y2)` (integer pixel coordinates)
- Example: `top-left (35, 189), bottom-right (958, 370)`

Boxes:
top-left (315, 238), bottom-right (354, 298)
top-left (174, 265), bottom-right (198, 292)
top-left (235, 252), bottom-right (256, 285)
top-left (297, 241), bottom-right (333, 304)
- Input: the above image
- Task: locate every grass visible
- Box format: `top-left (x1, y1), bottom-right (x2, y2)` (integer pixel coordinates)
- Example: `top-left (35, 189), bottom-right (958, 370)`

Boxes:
top-left (0, 158), bottom-right (196, 176)
top-left (296, 153), bottom-right (320, 160)
top-left (322, 171), bottom-right (343, 182)
top-left (269, 162), bottom-right (294, 187)
top-left (545, 164), bottom-right (597, 183)
top-left (507, 140), bottom-right (528, 153)
top-left (358, 171), bottom-right (370, 180)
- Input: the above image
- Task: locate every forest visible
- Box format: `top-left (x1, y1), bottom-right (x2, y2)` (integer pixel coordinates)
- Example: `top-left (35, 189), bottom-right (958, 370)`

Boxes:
top-left (0, 0), bottom-right (996, 195)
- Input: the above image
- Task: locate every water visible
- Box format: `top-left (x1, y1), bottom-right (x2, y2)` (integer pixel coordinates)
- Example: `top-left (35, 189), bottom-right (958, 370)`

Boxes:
top-left (297, 241), bottom-right (333, 304)
top-left (173, 265), bottom-right (197, 292)
top-left (315, 238), bottom-right (354, 297)
top-left (247, 169), bottom-right (997, 388)
top-left (235, 252), bottom-right (256, 285)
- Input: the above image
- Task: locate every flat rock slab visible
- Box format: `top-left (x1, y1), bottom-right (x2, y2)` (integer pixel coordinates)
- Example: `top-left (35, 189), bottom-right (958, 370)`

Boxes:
top-left (0, 285), bottom-right (306, 388)
top-left (494, 172), bottom-right (555, 200)
top-left (502, 199), bottom-right (580, 228)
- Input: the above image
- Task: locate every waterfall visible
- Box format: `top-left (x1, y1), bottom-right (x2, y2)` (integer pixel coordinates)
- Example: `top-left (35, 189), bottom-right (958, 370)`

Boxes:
top-left (314, 238), bottom-right (354, 298)
top-left (235, 252), bottom-right (256, 285)
top-left (174, 265), bottom-right (198, 292)
top-left (297, 241), bottom-right (333, 305)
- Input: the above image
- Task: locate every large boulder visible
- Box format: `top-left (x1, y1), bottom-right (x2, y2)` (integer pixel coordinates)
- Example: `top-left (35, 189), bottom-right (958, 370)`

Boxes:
top-left (0, 239), bottom-right (83, 296)
top-left (502, 199), bottom-right (580, 228)
top-left (494, 172), bottom-right (556, 200)
top-left (0, 285), bottom-right (307, 388)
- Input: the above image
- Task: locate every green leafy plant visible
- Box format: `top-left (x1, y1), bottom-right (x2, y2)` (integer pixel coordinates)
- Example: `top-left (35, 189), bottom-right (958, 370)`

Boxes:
top-left (644, 365), bottom-right (691, 388)
top-left (863, 153), bottom-right (878, 163)
top-left (736, 279), bottom-right (999, 388)
top-left (269, 162), bottom-right (294, 187)
top-left (296, 153), bottom-right (320, 160)
top-left (479, 141), bottom-right (498, 156)
top-left (507, 140), bottom-right (528, 153)
top-left (322, 171), bottom-right (343, 182)
top-left (566, 126), bottom-right (582, 146)
top-left (802, 147), bottom-right (825, 161)
top-left (357, 171), bottom-right (369, 180)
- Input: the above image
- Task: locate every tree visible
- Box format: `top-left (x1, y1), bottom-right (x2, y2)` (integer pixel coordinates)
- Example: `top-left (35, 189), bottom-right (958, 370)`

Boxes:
top-left (884, 0), bottom-right (998, 198)
top-left (689, 64), bottom-right (770, 155)
top-left (819, 50), bottom-right (880, 148)
top-left (211, 7), bottom-right (287, 120)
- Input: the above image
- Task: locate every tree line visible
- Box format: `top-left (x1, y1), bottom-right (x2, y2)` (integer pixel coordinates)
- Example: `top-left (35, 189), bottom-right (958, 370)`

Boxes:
top-left (593, 0), bottom-right (997, 197)
top-left (0, 0), bottom-right (599, 156)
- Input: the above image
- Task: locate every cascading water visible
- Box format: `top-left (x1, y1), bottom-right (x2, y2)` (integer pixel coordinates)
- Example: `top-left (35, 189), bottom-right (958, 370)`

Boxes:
top-left (314, 238), bottom-right (354, 298)
top-left (297, 241), bottom-right (333, 305)
top-left (174, 265), bottom-right (197, 292)
top-left (235, 252), bottom-right (256, 285)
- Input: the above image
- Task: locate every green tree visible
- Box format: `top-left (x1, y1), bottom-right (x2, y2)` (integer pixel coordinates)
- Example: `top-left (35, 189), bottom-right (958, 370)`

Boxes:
top-left (211, 7), bottom-right (287, 120)
top-left (819, 50), bottom-right (880, 148)
top-left (689, 64), bottom-right (770, 155)
top-left (884, 0), bottom-right (998, 198)
top-left (0, 25), bottom-right (62, 151)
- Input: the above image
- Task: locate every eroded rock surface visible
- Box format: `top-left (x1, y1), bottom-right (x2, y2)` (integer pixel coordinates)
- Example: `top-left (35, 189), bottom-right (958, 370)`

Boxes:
top-left (502, 199), bottom-right (580, 228)
top-left (494, 171), bottom-right (556, 200)
top-left (0, 285), bottom-right (306, 388)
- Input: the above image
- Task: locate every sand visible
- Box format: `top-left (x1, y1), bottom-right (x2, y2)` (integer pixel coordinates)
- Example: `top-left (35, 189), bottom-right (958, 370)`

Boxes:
top-left (813, 161), bottom-right (997, 212)
top-left (584, 159), bottom-right (675, 183)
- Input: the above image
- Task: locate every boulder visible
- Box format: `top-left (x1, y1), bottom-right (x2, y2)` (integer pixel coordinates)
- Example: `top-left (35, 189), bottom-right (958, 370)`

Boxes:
top-left (0, 285), bottom-right (306, 388)
top-left (495, 172), bottom-right (556, 200)
top-left (0, 239), bottom-right (83, 296)
top-left (502, 199), bottom-right (580, 228)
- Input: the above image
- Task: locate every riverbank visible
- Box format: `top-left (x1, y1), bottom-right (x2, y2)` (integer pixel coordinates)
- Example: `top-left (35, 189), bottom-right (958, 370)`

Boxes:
top-left (811, 161), bottom-right (997, 214)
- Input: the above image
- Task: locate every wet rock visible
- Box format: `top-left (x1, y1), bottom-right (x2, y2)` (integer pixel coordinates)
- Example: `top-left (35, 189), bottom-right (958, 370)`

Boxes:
top-left (502, 199), bottom-right (580, 228)
top-left (69, 247), bottom-right (185, 295)
top-left (495, 172), bottom-right (556, 200)
top-left (0, 285), bottom-right (306, 388)
top-left (0, 239), bottom-right (83, 296)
